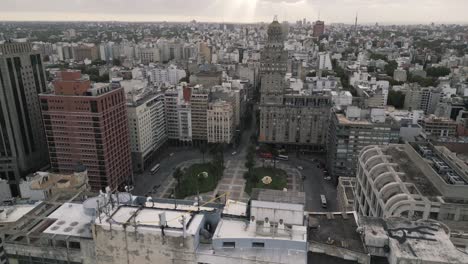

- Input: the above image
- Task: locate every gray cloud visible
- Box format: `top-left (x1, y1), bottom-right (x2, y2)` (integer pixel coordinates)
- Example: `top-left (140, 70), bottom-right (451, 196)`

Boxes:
top-left (0, 0), bottom-right (467, 23)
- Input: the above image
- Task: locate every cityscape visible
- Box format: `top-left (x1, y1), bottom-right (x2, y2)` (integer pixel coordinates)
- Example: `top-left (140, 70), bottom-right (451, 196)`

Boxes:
top-left (1, 1), bottom-right (468, 263)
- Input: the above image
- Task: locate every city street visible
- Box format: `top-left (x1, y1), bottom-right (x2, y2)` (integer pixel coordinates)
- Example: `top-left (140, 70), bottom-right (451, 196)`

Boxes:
top-left (132, 103), bottom-right (338, 213)
top-left (132, 147), bottom-right (204, 196)
top-left (286, 155), bottom-right (338, 212)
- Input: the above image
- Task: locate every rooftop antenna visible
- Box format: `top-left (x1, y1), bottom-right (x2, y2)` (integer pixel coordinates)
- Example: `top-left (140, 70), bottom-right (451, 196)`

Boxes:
top-left (318, 10), bottom-right (321, 21)
top-left (354, 12), bottom-right (358, 32)
top-left (273, 15), bottom-right (278, 22)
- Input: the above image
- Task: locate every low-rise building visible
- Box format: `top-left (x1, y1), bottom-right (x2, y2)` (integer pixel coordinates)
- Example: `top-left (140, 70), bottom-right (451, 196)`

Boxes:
top-left (337, 177), bottom-right (356, 212)
top-left (421, 115), bottom-right (458, 138)
top-left (360, 216), bottom-right (468, 264)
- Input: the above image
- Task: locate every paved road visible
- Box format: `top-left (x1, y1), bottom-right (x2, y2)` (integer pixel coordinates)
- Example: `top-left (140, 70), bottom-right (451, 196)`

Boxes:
top-left (133, 102), bottom-right (257, 197)
top-left (132, 147), bottom-right (204, 196)
top-left (286, 155), bottom-right (338, 212)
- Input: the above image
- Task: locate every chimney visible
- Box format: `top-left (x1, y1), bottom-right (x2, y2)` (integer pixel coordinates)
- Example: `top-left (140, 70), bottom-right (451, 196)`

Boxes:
top-left (263, 217), bottom-right (270, 233)
top-left (278, 219), bottom-right (285, 230)
top-left (248, 216), bottom-right (256, 232)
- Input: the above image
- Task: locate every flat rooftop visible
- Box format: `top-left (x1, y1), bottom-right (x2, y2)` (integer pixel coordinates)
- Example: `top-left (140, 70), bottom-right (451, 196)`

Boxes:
top-left (336, 114), bottom-right (371, 125)
top-left (384, 146), bottom-right (441, 197)
top-left (0, 202), bottom-right (42, 224)
top-left (251, 189), bottom-right (306, 205)
top-left (214, 218), bottom-right (307, 242)
top-left (360, 217), bottom-right (468, 263)
top-left (308, 212), bottom-right (366, 253)
top-left (197, 244), bottom-right (307, 264)
top-left (97, 202), bottom-right (216, 235)
top-left (43, 203), bottom-right (93, 238)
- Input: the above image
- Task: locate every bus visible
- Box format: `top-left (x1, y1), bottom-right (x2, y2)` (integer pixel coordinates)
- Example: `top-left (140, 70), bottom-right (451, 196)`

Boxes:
top-left (260, 152), bottom-right (273, 159)
top-left (320, 195), bottom-right (327, 208)
top-left (151, 164), bottom-right (161, 174)
top-left (277, 155), bottom-right (289, 161)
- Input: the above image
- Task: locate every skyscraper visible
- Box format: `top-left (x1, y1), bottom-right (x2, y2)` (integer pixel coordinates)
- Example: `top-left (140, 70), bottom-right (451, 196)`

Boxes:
top-left (313, 20), bottom-right (325, 38)
top-left (0, 42), bottom-right (49, 196)
top-left (259, 19), bottom-right (332, 151)
top-left (39, 70), bottom-right (132, 191)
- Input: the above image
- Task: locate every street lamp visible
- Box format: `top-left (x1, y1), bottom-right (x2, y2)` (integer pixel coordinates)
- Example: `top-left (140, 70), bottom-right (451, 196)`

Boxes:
top-left (196, 171), bottom-right (208, 211)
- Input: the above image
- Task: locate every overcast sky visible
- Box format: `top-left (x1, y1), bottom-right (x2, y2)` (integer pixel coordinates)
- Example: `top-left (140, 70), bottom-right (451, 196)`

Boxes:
top-left (1, 0), bottom-right (467, 24)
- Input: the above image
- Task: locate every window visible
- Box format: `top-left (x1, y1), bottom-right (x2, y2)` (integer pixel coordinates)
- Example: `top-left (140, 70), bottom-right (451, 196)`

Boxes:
top-left (222, 242), bottom-right (235, 248)
top-left (252, 242), bottom-right (265, 248)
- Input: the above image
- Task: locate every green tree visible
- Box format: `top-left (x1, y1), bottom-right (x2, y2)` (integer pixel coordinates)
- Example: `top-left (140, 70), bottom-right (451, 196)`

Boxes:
top-left (306, 71), bottom-right (316, 77)
top-left (112, 58), bottom-right (122, 66)
top-left (173, 168), bottom-right (183, 196)
top-left (385, 60), bottom-right (398, 76)
top-left (369, 53), bottom-right (388, 61)
top-left (387, 90), bottom-right (406, 109)
top-left (426, 67), bottom-right (451, 78)
top-left (200, 143), bottom-right (208, 163)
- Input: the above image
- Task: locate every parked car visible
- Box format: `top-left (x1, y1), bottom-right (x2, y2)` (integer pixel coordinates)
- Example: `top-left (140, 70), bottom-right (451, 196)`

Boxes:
top-left (169, 153), bottom-right (174, 157)
top-left (297, 166), bottom-right (303, 170)
top-left (231, 151), bottom-right (237, 156)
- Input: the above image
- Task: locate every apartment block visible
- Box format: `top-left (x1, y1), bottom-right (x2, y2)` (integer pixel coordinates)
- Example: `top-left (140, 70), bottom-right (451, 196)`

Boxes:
top-left (127, 92), bottom-right (167, 173)
top-left (39, 70), bottom-right (132, 191)
top-left (190, 86), bottom-right (210, 143)
top-left (0, 42), bottom-right (49, 197)
top-left (207, 100), bottom-right (234, 144)
top-left (326, 107), bottom-right (400, 179)
top-left (421, 115), bottom-right (458, 138)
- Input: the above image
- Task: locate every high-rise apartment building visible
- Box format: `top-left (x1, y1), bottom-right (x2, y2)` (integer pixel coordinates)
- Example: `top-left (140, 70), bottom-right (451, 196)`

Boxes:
top-left (0, 43), bottom-right (49, 196)
top-left (259, 19), bottom-right (332, 151)
top-left (313, 20), bottom-right (325, 38)
top-left (127, 92), bottom-right (167, 173)
top-left (39, 70), bottom-right (132, 191)
top-left (164, 85), bottom-right (192, 144)
top-left (207, 100), bottom-right (234, 144)
top-left (404, 86), bottom-right (441, 114)
top-left (191, 86), bottom-right (210, 144)
top-left (326, 107), bottom-right (400, 179)
top-left (73, 44), bottom-right (99, 61)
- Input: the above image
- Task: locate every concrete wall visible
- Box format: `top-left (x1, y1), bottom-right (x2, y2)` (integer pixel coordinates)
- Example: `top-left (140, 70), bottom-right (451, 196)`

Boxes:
top-left (212, 237), bottom-right (307, 252)
top-left (94, 225), bottom-right (198, 264)
top-left (309, 242), bottom-right (370, 264)
top-left (5, 239), bottom-right (95, 264)
top-left (250, 201), bottom-right (304, 226)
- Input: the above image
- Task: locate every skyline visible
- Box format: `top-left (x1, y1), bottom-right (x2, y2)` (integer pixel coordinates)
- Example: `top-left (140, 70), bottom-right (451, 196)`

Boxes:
top-left (1, 0), bottom-right (468, 24)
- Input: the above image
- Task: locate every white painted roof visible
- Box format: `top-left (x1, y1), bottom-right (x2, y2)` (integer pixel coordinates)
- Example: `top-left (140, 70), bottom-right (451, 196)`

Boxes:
top-left (43, 203), bottom-right (94, 238)
top-left (0, 202), bottom-right (42, 223)
top-left (214, 219), bottom-right (307, 242)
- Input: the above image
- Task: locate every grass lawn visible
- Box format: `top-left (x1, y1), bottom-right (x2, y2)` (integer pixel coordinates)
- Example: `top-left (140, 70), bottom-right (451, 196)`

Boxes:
top-left (175, 163), bottom-right (222, 199)
top-left (245, 167), bottom-right (288, 194)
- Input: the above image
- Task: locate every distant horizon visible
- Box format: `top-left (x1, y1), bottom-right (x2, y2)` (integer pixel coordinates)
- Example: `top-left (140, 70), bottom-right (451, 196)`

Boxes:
top-left (1, 0), bottom-right (468, 25)
top-left (1, 19), bottom-right (468, 26)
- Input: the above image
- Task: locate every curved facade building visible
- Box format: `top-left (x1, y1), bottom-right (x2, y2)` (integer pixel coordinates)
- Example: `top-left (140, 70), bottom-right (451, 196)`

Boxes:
top-left (355, 143), bottom-right (468, 227)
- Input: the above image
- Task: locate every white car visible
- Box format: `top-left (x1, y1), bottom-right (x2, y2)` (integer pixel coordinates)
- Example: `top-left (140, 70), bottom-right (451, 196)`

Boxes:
top-left (324, 176), bottom-right (332, 181)
top-left (297, 166), bottom-right (303, 170)
top-left (231, 151), bottom-right (237, 156)
top-left (169, 153), bottom-right (174, 157)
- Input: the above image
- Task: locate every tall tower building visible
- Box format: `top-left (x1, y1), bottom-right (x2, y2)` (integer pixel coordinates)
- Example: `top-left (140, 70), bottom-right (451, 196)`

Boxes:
top-left (259, 17), bottom-right (288, 105)
top-left (313, 20), bottom-right (325, 38)
top-left (0, 43), bottom-right (49, 196)
top-left (259, 19), bottom-right (332, 151)
top-left (39, 70), bottom-right (132, 191)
